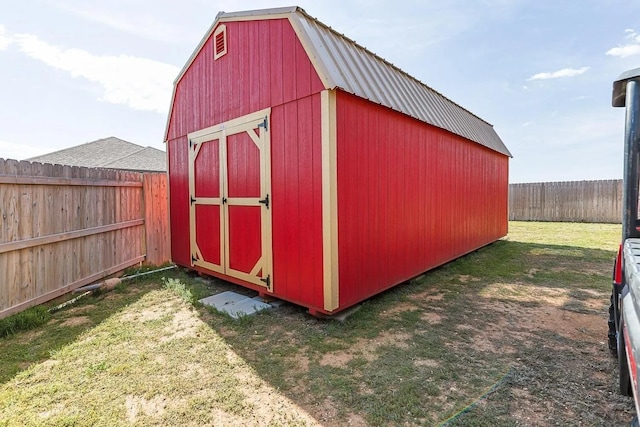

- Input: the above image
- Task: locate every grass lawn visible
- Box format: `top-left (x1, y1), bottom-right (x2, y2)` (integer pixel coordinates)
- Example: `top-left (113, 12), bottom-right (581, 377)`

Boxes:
top-left (0, 221), bottom-right (635, 426)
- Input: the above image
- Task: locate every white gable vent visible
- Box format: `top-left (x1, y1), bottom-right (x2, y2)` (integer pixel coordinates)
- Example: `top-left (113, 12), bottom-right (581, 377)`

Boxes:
top-left (214, 25), bottom-right (227, 60)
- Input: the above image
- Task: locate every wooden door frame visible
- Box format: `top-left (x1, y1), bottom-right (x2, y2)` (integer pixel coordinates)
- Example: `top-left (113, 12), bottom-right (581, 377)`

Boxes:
top-left (188, 129), bottom-right (225, 275)
top-left (188, 108), bottom-right (273, 290)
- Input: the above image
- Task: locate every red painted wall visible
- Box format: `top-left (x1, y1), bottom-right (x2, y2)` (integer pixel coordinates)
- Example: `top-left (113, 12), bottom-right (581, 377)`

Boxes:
top-left (167, 18), bottom-right (325, 309)
top-left (167, 135), bottom-right (190, 267)
top-left (335, 91), bottom-right (509, 308)
top-left (271, 95), bottom-right (324, 309)
top-left (167, 19), bottom-right (324, 140)
top-left (168, 17), bottom-right (509, 314)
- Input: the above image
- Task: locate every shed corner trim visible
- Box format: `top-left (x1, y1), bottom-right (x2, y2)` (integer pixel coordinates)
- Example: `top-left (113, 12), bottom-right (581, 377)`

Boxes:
top-left (321, 89), bottom-right (339, 312)
top-left (287, 13), bottom-right (337, 90)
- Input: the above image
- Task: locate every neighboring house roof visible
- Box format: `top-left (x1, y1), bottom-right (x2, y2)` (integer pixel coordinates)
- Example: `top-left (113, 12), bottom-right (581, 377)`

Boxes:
top-left (166, 6), bottom-right (511, 157)
top-left (27, 137), bottom-right (166, 172)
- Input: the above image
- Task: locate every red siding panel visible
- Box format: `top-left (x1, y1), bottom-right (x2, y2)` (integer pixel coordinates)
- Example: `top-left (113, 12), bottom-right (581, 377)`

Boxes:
top-left (336, 91), bottom-right (509, 308)
top-left (167, 136), bottom-right (190, 267)
top-left (282, 21), bottom-right (298, 104)
top-left (195, 205), bottom-right (222, 265)
top-left (227, 206), bottom-right (261, 273)
top-left (226, 132), bottom-right (260, 198)
top-left (194, 139), bottom-right (220, 198)
top-left (270, 96), bottom-right (323, 308)
top-left (167, 18), bottom-right (324, 140)
top-left (269, 21), bottom-right (284, 108)
top-left (167, 18), bottom-right (325, 309)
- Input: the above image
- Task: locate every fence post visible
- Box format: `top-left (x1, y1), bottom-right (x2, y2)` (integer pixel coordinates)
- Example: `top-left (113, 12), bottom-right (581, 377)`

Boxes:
top-left (0, 159), bottom-right (168, 319)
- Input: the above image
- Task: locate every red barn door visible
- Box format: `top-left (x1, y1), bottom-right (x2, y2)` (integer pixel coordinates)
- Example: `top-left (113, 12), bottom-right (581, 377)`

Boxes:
top-left (188, 109), bottom-right (272, 290)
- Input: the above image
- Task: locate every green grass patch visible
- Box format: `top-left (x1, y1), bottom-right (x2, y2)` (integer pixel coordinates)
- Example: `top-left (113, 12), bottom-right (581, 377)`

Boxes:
top-left (0, 222), bottom-right (634, 426)
top-left (0, 305), bottom-right (50, 338)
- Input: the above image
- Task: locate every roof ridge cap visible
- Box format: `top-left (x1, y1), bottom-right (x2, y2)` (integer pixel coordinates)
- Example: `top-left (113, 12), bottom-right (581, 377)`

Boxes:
top-left (101, 146), bottom-right (148, 166)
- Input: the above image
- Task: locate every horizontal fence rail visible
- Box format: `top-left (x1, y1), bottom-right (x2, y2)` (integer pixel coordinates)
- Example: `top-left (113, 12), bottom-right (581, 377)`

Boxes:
top-left (0, 158), bottom-right (170, 319)
top-left (509, 179), bottom-right (623, 223)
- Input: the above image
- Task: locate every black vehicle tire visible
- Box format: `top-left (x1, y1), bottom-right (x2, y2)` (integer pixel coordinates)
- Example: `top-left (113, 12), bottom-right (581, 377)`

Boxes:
top-left (619, 316), bottom-right (633, 396)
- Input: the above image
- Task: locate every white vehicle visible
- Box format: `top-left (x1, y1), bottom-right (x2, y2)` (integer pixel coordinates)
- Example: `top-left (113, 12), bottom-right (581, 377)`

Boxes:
top-left (609, 67), bottom-right (640, 427)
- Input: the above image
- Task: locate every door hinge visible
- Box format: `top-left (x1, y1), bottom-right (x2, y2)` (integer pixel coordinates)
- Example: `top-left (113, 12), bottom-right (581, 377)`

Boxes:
top-left (258, 117), bottom-right (268, 132)
top-left (258, 194), bottom-right (269, 209)
top-left (190, 196), bottom-right (196, 205)
top-left (191, 254), bottom-right (197, 264)
top-left (222, 197), bottom-right (227, 204)
top-left (260, 274), bottom-right (271, 290)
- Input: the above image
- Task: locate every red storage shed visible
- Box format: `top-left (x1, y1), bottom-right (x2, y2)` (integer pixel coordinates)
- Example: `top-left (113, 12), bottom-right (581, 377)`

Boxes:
top-left (165, 6), bottom-right (511, 315)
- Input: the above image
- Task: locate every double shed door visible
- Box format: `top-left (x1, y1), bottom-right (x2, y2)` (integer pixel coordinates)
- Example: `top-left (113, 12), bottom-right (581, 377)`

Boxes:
top-left (188, 109), bottom-right (272, 290)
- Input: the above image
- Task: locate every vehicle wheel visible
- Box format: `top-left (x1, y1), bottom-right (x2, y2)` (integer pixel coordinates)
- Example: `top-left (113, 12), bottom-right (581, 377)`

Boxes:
top-left (619, 316), bottom-right (633, 396)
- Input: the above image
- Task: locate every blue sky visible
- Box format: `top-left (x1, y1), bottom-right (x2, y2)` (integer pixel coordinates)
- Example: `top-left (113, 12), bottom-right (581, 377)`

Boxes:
top-left (0, 0), bottom-right (639, 183)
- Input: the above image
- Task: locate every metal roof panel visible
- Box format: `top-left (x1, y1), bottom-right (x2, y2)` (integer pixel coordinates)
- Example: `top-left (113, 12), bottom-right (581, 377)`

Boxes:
top-left (166, 6), bottom-right (511, 157)
top-left (292, 8), bottom-right (511, 157)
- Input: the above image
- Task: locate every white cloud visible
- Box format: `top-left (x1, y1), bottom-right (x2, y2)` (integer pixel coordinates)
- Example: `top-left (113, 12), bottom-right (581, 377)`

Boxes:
top-left (607, 45), bottom-right (640, 57)
top-left (52, 1), bottom-right (186, 44)
top-left (527, 67), bottom-right (590, 81)
top-left (606, 29), bottom-right (640, 58)
top-left (12, 33), bottom-right (179, 113)
top-left (0, 25), bottom-right (12, 50)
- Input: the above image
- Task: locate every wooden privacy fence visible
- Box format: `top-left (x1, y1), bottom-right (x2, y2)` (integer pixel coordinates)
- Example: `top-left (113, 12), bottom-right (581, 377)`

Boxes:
top-left (0, 158), bottom-right (170, 319)
top-left (509, 179), bottom-right (623, 223)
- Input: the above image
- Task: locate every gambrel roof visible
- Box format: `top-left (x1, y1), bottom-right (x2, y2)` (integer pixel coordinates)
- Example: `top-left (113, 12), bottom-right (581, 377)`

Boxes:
top-left (166, 6), bottom-right (511, 157)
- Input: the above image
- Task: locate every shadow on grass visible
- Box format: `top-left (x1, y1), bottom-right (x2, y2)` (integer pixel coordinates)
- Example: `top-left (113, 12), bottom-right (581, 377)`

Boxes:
top-left (165, 238), bottom-right (629, 426)
top-left (1, 237), bottom-right (631, 425)
top-left (0, 272), bottom-right (167, 386)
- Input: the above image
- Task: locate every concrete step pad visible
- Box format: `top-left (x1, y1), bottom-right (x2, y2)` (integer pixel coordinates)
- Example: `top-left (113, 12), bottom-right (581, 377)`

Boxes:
top-left (199, 291), bottom-right (277, 319)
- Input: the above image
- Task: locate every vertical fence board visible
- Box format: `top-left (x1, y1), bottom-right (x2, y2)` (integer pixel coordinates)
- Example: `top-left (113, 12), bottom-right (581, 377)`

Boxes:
top-left (0, 161), bottom-right (6, 312)
top-left (4, 160), bottom-right (20, 309)
top-left (143, 173), bottom-right (170, 265)
top-left (0, 158), bottom-right (170, 319)
top-left (509, 180), bottom-right (623, 223)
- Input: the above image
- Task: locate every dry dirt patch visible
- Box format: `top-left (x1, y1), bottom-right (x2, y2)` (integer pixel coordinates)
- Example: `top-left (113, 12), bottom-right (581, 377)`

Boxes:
top-left (63, 305), bottom-right (96, 315)
top-left (60, 316), bottom-right (90, 327)
top-left (120, 300), bottom-right (174, 322)
top-left (346, 413), bottom-right (368, 426)
top-left (414, 359), bottom-right (440, 368)
top-left (421, 311), bottom-right (443, 324)
top-left (125, 394), bottom-right (167, 422)
top-left (380, 301), bottom-right (417, 318)
top-left (508, 388), bottom-right (549, 426)
top-left (473, 297), bottom-right (603, 344)
top-left (457, 275), bottom-right (481, 283)
top-left (480, 282), bottom-right (570, 306)
top-left (38, 404), bottom-right (64, 420)
top-left (232, 361), bottom-right (321, 426)
top-left (161, 306), bottom-right (201, 342)
top-left (320, 331), bottom-right (412, 367)
top-left (412, 288), bottom-right (446, 301)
